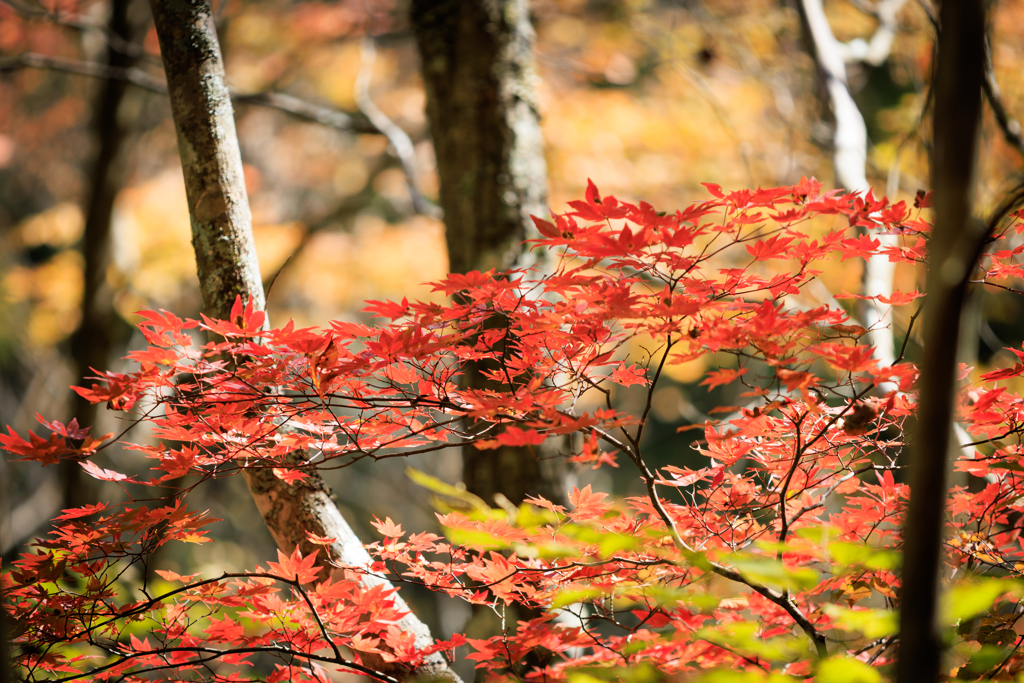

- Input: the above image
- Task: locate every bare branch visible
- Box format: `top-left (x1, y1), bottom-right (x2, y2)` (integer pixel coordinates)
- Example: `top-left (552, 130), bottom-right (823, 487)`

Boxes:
top-left (262, 155), bottom-right (393, 299)
top-left (0, 52), bottom-right (165, 91)
top-left (0, 52), bottom-right (374, 130)
top-left (673, 63), bottom-right (756, 187)
top-left (232, 90), bottom-right (379, 134)
top-left (982, 35), bottom-right (1024, 160)
top-left (355, 37), bottom-right (441, 219)
top-left (0, 52), bottom-right (442, 217)
top-left (0, 0), bottom-right (148, 59)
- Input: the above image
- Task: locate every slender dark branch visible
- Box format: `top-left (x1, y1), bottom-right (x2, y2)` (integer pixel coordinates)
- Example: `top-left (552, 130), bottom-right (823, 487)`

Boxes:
top-left (982, 35), bottom-right (1024, 160)
top-left (969, 279), bottom-right (1024, 296)
top-left (262, 155), bottom-right (393, 298)
top-left (233, 90), bottom-right (379, 134)
top-left (986, 633), bottom-right (1023, 680)
top-left (617, 401), bottom-right (828, 657)
top-left (42, 643), bottom-right (402, 683)
top-left (985, 179), bottom-right (1024, 236)
top-left (0, 52), bottom-right (378, 131)
top-left (0, 51), bottom-right (439, 218)
top-left (893, 303), bottom-right (924, 365)
top-left (960, 427), bottom-right (1024, 448)
top-left (632, 337), bottom-right (675, 448)
top-left (0, 52), bottom-right (165, 91)
top-left (777, 412), bottom-right (808, 548)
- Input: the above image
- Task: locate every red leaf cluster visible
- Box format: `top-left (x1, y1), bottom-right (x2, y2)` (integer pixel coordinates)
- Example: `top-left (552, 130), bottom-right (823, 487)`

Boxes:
top-left (8, 180), bottom-right (1024, 681)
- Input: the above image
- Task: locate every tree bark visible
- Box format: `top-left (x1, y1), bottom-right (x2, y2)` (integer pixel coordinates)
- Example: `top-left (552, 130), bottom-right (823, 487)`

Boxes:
top-left (63, 0), bottom-right (141, 510)
top-left (149, 2), bottom-right (459, 680)
top-left (411, 0), bottom-right (564, 505)
top-left (896, 0), bottom-right (986, 680)
top-left (797, 0), bottom-right (906, 377)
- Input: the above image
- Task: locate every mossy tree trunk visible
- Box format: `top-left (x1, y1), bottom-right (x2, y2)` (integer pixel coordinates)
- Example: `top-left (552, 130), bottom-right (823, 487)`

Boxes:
top-left (411, 0), bottom-right (564, 506)
top-left (149, 2), bottom-right (458, 679)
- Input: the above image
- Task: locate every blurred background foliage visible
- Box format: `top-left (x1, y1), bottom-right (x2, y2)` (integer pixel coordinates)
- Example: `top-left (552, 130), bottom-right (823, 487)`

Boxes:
top-left (2, 0), bottom-right (1024, 663)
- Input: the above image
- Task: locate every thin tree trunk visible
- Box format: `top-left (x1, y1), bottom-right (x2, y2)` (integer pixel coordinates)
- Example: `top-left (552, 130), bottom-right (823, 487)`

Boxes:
top-left (896, 0), bottom-right (986, 679)
top-left (62, 0), bottom-right (140, 510)
top-left (797, 0), bottom-right (906, 376)
top-left (148, 3), bottom-right (458, 680)
top-left (411, 0), bottom-right (564, 506)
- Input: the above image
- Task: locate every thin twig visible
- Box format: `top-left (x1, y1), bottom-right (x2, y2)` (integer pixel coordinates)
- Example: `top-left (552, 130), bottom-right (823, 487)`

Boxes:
top-left (672, 64), bottom-right (756, 187)
top-left (0, 52), bottom-right (443, 219)
top-left (982, 35), bottom-right (1024, 160)
top-left (233, 90), bottom-right (379, 134)
top-left (262, 155), bottom-right (395, 300)
top-left (0, 52), bottom-right (378, 131)
top-left (0, 52), bottom-right (165, 92)
top-left (355, 37), bottom-right (441, 219)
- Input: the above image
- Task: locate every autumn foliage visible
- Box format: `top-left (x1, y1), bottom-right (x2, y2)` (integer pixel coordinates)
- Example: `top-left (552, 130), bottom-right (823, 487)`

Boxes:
top-left (6, 179), bottom-right (1024, 682)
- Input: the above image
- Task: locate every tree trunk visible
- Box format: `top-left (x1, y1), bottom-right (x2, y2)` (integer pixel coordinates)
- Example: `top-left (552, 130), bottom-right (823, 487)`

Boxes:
top-left (63, 0), bottom-right (141, 510)
top-left (149, 2), bottom-right (458, 680)
top-left (896, 0), bottom-right (986, 680)
top-left (797, 0), bottom-right (905, 376)
top-left (411, 0), bottom-right (564, 506)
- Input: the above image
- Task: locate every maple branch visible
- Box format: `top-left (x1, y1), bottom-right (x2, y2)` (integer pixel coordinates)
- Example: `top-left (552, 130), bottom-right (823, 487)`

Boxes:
top-left (788, 463), bottom-right (899, 525)
top-left (51, 572), bottom-right (363, 668)
top-left (776, 411), bottom-right (809, 549)
top-left (624, 337), bottom-right (675, 453)
top-left (969, 280), bottom-right (1024, 296)
top-left (18, 569), bottom-right (413, 682)
top-left (959, 427), bottom-right (1024, 448)
top-left (44, 644), bottom-right (402, 683)
top-left (893, 303), bottom-right (924, 365)
top-left (619, 397), bottom-right (829, 657)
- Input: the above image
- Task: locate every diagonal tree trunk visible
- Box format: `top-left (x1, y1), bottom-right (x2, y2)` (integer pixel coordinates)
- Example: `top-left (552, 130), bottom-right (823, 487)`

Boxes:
top-left (896, 0), bottom-right (986, 679)
top-left (411, 0), bottom-right (564, 506)
top-left (148, 2), bottom-right (458, 680)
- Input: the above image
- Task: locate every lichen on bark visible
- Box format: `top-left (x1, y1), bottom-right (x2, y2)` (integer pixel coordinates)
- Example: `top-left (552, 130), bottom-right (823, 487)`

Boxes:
top-left (149, 1), bottom-right (459, 678)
